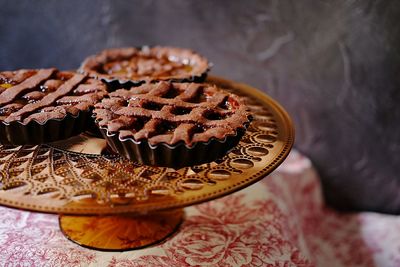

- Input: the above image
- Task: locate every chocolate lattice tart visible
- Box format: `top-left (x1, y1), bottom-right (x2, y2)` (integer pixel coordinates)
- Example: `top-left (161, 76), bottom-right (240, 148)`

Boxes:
top-left (94, 81), bottom-right (252, 168)
top-left (79, 46), bottom-right (210, 88)
top-left (0, 68), bottom-right (107, 145)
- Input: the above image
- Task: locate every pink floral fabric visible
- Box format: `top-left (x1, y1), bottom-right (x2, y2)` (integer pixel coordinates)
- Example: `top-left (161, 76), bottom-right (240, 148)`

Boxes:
top-left (0, 150), bottom-right (399, 266)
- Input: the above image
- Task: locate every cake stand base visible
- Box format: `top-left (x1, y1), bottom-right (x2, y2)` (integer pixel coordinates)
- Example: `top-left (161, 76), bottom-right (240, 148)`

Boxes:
top-left (59, 209), bottom-right (183, 251)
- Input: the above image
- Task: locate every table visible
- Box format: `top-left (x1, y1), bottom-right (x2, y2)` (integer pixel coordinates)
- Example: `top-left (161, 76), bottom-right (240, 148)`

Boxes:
top-left (0, 150), bottom-right (398, 267)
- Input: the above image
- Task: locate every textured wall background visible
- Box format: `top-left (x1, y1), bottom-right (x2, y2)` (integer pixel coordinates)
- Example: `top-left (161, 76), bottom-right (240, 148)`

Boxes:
top-left (1, 0), bottom-right (400, 213)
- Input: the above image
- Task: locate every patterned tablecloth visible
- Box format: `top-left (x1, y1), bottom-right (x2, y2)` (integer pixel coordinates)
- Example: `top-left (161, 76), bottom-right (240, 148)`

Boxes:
top-left (0, 150), bottom-right (399, 267)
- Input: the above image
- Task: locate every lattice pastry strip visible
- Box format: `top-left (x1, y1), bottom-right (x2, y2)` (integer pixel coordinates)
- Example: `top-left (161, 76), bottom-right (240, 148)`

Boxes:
top-left (0, 69), bottom-right (107, 124)
top-left (95, 81), bottom-right (251, 146)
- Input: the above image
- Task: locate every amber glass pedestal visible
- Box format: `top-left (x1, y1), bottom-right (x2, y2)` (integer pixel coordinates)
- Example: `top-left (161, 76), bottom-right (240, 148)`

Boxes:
top-left (59, 209), bottom-right (183, 251)
top-left (0, 76), bottom-right (294, 251)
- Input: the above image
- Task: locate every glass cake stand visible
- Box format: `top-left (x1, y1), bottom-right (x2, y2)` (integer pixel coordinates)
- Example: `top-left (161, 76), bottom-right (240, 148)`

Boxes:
top-left (0, 76), bottom-right (294, 251)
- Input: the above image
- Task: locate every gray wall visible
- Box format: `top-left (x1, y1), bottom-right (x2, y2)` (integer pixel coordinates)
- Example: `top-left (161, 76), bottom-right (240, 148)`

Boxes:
top-left (1, 0), bottom-right (400, 213)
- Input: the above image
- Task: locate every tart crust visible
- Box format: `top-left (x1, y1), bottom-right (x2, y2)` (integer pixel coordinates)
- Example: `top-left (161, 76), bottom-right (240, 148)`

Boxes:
top-left (94, 81), bottom-right (252, 167)
top-left (0, 68), bottom-right (107, 144)
top-left (79, 46), bottom-right (210, 87)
